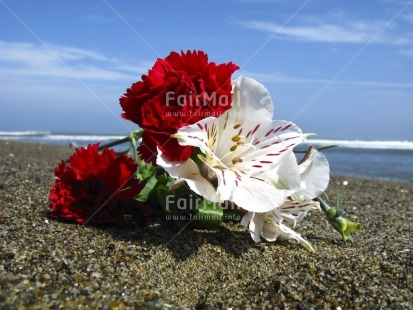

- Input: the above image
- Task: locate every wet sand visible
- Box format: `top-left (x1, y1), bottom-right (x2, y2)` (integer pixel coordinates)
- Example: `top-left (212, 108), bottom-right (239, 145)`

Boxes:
top-left (1, 140), bottom-right (412, 309)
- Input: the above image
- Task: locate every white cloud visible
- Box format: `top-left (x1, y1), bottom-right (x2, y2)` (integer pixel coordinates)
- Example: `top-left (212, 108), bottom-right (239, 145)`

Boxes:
top-left (242, 71), bottom-right (413, 88)
top-left (0, 40), bottom-right (147, 81)
top-left (243, 20), bottom-right (413, 44)
top-left (239, 71), bottom-right (324, 84)
top-left (247, 21), bottom-right (369, 43)
top-left (399, 48), bottom-right (413, 58)
top-left (0, 40), bottom-right (150, 133)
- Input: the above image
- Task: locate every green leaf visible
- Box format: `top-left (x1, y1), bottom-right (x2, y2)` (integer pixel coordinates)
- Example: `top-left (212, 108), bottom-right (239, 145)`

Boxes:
top-left (316, 195), bottom-right (361, 242)
top-left (189, 200), bottom-right (223, 229)
top-left (190, 147), bottom-right (205, 166)
top-left (137, 163), bottom-right (157, 181)
top-left (136, 175), bottom-right (158, 202)
top-left (294, 144), bottom-right (338, 154)
top-left (322, 192), bottom-right (330, 203)
top-left (337, 218), bottom-right (361, 241)
top-left (129, 129), bottom-right (143, 141)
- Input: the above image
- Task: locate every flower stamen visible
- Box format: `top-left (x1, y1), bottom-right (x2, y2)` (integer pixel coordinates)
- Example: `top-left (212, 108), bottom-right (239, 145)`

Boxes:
top-left (232, 135), bottom-right (241, 142)
top-left (232, 157), bottom-right (244, 165)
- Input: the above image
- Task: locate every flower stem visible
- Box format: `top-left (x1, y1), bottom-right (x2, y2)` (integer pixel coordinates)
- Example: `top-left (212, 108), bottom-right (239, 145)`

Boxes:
top-left (98, 136), bottom-right (130, 150)
top-left (128, 130), bottom-right (143, 163)
top-left (315, 196), bottom-right (331, 213)
top-left (96, 129), bottom-right (143, 162)
top-left (294, 144), bottom-right (338, 153)
top-left (130, 133), bottom-right (139, 165)
top-left (315, 195), bottom-right (361, 242)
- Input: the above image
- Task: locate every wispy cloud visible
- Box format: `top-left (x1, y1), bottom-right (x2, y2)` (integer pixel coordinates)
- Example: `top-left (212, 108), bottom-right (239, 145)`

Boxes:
top-left (243, 71), bottom-right (413, 88)
top-left (0, 40), bottom-right (147, 81)
top-left (399, 48), bottom-right (413, 58)
top-left (238, 71), bottom-right (323, 84)
top-left (243, 20), bottom-right (413, 45)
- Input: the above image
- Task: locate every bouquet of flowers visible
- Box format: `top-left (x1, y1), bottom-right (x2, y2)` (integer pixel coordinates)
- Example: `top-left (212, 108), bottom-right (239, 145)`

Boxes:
top-left (48, 50), bottom-right (360, 251)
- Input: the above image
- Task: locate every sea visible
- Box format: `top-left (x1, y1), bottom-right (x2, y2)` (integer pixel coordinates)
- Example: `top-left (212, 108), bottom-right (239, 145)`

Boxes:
top-left (1, 131), bottom-right (412, 183)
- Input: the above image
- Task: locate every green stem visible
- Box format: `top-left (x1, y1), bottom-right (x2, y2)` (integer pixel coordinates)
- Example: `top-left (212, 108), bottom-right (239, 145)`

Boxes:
top-left (294, 145), bottom-right (338, 153)
top-left (130, 133), bottom-right (139, 165)
top-left (98, 136), bottom-right (130, 150)
top-left (98, 129), bottom-right (143, 160)
top-left (128, 129), bottom-right (143, 165)
top-left (315, 195), bottom-right (361, 242)
top-left (315, 196), bottom-right (331, 213)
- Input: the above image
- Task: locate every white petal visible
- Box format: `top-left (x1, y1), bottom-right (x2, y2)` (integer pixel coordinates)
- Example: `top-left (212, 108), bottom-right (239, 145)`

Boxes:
top-left (213, 168), bottom-right (239, 201)
top-left (231, 76), bottom-right (274, 121)
top-left (280, 212), bottom-right (306, 227)
top-left (177, 77), bottom-right (274, 159)
top-left (274, 222), bottom-right (314, 251)
top-left (241, 120), bottom-right (305, 175)
top-left (232, 176), bottom-right (292, 212)
top-left (280, 200), bottom-right (320, 226)
top-left (156, 151), bottom-right (218, 202)
top-left (260, 212), bottom-right (283, 242)
top-left (260, 210), bottom-right (314, 251)
top-left (299, 149), bottom-right (330, 199)
top-left (261, 151), bottom-right (301, 191)
top-left (249, 213), bottom-right (264, 243)
top-left (173, 117), bottom-right (217, 152)
top-left (240, 212), bottom-right (253, 228)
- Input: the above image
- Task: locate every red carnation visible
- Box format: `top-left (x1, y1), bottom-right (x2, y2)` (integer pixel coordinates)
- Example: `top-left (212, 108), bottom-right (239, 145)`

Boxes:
top-left (48, 144), bottom-right (149, 225)
top-left (120, 50), bottom-right (239, 164)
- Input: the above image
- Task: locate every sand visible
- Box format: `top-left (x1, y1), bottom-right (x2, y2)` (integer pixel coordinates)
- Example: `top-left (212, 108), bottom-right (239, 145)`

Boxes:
top-left (0, 140), bottom-right (412, 309)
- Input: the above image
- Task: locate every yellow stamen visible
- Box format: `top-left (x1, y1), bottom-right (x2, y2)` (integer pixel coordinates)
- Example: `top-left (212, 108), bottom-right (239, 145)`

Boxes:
top-left (232, 157), bottom-right (243, 165)
top-left (232, 135), bottom-right (241, 142)
top-left (230, 145), bottom-right (237, 152)
top-left (233, 123), bottom-right (242, 129)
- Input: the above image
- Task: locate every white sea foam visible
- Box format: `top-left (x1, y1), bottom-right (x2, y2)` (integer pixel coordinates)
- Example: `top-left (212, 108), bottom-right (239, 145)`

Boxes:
top-left (0, 131), bottom-right (126, 141)
top-left (0, 130), bottom-right (51, 136)
top-left (42, 134), bottom-right (127, 141)
top-left (306, 139), bottom-right (413, 150)
top-left (1, 131), bottom-right (412, 150)
top-left (1, 131), bottom-right (412, 181)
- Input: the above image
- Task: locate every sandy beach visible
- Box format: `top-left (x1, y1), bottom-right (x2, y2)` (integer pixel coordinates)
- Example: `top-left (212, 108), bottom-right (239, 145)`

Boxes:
top-left (1, 140), bottom-right (412, 309)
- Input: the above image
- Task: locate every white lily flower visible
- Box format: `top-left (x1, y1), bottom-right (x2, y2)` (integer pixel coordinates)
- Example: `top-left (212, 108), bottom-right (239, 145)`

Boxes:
top-left (297, 147), bottom-right (330, 199)
top-left (157, 151), bottom-right (218, 201)
top-left (162, 77), bottom-right (307, 213)
top-left (279, 200), bottom-right (320, 227)
top-left (262, 145), bottom-right (330, 199)
top-left (241, 147), bottom-right (330, 248)
top-left (240, 209), bottom-right (315, 251)
top-left (277, 148), bottom-right (330, 226)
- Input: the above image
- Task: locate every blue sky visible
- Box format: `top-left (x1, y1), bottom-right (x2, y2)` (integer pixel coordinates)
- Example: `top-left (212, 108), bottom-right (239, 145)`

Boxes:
top-left (1, 0), bottom-right (412, 140)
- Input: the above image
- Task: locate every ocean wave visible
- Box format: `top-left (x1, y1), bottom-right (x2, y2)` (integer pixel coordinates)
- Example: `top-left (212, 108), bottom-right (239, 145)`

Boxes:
top-left (0, 131), bottom-right (127, 141)
top-left (43, 134), bottom-right (127, 141)
top-left (0, 130), bottom-right (51, 136)
top-left (1, 131), bottom-right (412, 151)
top-left (306, 139), bottom-right (413, 150)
